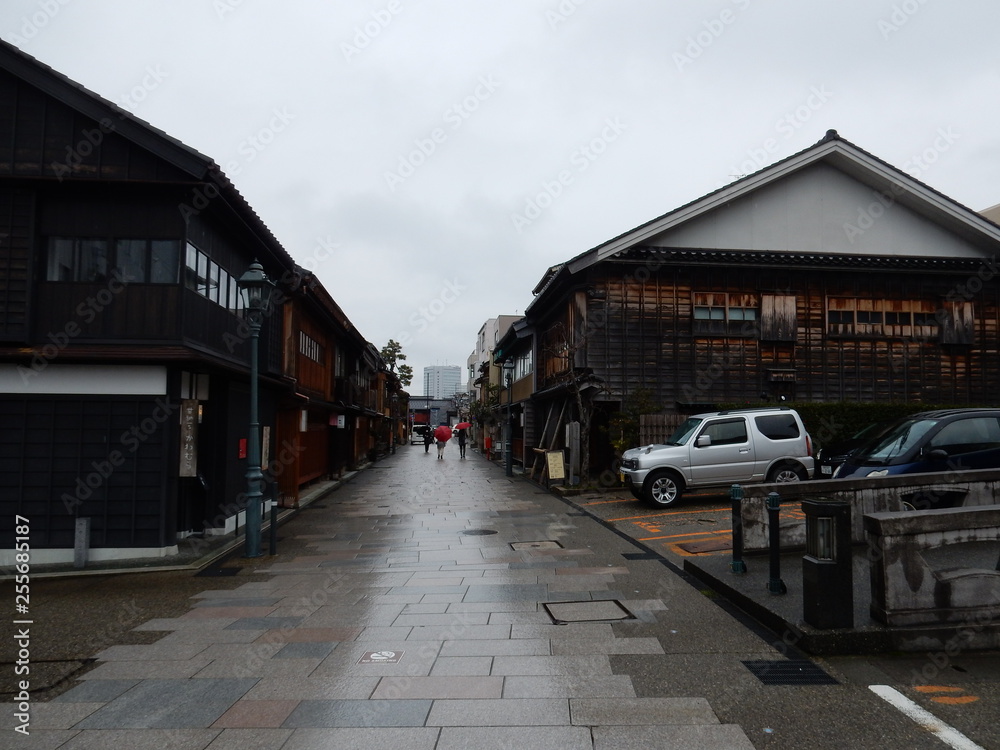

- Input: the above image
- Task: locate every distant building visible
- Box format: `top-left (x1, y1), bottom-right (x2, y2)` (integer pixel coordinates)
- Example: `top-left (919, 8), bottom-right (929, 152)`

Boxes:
top-left (423, 365), bottom-right (462, 398)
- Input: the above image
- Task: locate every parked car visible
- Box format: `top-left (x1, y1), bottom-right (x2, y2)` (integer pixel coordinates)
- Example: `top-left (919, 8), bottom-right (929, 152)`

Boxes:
top-left (619, 407), bottom-right (815, 508)
top-left (833, 408), bottom-right (1000, 479)
top-left (815, 420), bottom-right (893, 478)
top-left (411, 425), bottom-right (430, 444)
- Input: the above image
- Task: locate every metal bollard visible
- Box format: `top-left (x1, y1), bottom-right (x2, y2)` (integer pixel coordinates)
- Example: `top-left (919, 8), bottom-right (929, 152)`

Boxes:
top-left (730, 484), bottom-right (747, 574)
top-left (766, 491), bottom-right (787, 595)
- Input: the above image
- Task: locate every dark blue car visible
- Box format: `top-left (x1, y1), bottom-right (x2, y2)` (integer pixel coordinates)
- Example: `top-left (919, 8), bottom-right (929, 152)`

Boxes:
top-left (833, 409), bottom-right (1000, 479)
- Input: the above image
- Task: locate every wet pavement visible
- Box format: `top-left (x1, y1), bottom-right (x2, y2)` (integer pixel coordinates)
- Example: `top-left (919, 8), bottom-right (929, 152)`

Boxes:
top-left (8, 445), bottom-right (992, 749)
top-left (4, 446), bottom-right (764, 749)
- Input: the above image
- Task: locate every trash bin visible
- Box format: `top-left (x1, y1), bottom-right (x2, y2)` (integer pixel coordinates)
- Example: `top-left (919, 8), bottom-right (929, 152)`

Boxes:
top-left (801, 498), bottom-right (853, 629)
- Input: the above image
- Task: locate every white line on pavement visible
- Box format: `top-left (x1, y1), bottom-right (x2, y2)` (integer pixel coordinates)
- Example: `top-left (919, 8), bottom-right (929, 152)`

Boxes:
top-left (869, 685), bottom-right (985, 750)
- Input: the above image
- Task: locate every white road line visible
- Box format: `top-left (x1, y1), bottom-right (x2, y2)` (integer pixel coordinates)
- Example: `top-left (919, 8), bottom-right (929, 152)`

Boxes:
top-left (869, 685), bottom-right (985, 750)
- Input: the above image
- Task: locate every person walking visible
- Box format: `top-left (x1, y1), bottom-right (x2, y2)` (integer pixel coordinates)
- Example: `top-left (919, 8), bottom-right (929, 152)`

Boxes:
top-left (422, 427), bottom-right (433, 454)
top-left (433, 423), bottom-right (451, 460)
top-left (455, 428), bottom-right (467, 458)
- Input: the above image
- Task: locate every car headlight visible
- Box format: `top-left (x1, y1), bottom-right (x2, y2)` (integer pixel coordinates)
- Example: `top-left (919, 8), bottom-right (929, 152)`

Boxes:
top-left (866, 469), bottom-right (889, 478)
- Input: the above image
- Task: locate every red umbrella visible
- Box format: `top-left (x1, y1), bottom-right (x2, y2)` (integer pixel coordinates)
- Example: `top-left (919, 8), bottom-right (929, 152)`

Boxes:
top-left (433, 425), bottom-right (452, 442)
top-left (454, 422), bottom-right (472, 430)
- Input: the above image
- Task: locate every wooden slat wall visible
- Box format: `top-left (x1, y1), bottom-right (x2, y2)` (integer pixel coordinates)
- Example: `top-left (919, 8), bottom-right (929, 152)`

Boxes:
top-left (558, 260), bottom-right (1000, 411)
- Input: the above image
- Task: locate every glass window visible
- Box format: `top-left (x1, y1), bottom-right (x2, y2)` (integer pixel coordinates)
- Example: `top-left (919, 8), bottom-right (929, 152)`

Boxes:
top-left (47, 238), bottom-right (75, 281)
top-left (701, 418), bottom-right (748, 446)
top-left (755, 414), bottom-right (800, 440)
top-left (116, 239), bottom-right (146, 283)
top-left (79, 239), bottom-right (109, 282)
top-left (150, 240), bottom-right (179, 283)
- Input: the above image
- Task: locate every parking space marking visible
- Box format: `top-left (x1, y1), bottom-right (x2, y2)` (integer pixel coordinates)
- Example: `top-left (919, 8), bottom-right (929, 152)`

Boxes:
top-left (870, 685), bottom-right (985, 750)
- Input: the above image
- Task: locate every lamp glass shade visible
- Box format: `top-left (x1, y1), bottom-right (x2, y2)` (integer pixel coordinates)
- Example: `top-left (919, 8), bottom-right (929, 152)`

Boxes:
top-left (238, 261), bottom-right (270, 309)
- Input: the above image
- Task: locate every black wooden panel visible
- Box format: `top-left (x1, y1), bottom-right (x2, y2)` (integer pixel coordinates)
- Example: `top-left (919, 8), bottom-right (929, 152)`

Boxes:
top-left (0, 187), bottom-right (32, 340)
top-left (0, 396), bottom-right (170, 550)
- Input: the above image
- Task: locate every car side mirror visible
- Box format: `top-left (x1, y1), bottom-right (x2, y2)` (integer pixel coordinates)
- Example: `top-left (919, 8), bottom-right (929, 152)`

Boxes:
top-left (925, 448), bottom-right (949, 461)
top-left (696, 435), bottom-right (712, 448)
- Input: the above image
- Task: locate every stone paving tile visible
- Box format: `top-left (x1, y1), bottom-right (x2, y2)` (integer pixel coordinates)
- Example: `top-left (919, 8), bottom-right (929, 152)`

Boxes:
top-left (182, 607), bottom-right (274, 620)
top-left (53, 680), bottom-right (139, 703)
top-left (592, 724), bottom-right (757, 750)
top-left (92, 643), bottom-right (208, 661)
top-left (570, 696), bottom-right (720, 725)
top-left (503, 675), bottom-right (638, 699)
top-left (191, 597), bottom-right (281, 607)
top-left (222, 616), bottom-right (304, 631)
top-left (80, 656), bottom-right (216, 681)
top-left (278, 727), bottom-right (440, 750)
top-left (211, 699), bottom-right (299, 728)
top-left (194, 656), bottom-right (320, 680)
top-left (439, 638), bottom-right (550, 657)
top-left (255, 626), bottom-right (362, 643)
top-left (22, 701), bottom-right (104, 727)
top-left (370, 674), bottom-right (502, 699)
top-left (203, 728), bottom-right (294, 750)
top-left (282, 698), bottom-right (432, 727)
top-left (242, 675), bottom-right (380, 701)
top-left (0, 728), bottom-right (80, 748)
top-left (436, 726), bottom-right (593, 750)
top-left (490, 654), bottom-right (614, 676)
top-left (461, 583), bottom-right (549, 602)
top-left (391, 612), bottom-right (491, 627)
top-left (405, 624), bottom-right (512, 641)
top-left (426, 698), bottom-right (570, 726)
top-left (50, 728), bottom-right (223, 750)
top-left (75, 678), bottom-right (257, 729)
top-left (273, 641), bottom-right (336, 659)
top-left (427, 656), bottom-right (493, 675)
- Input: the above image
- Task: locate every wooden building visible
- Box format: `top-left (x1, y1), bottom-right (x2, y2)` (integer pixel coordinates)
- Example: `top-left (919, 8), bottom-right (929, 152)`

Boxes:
top-left (0, 40), bottom-right (391, 565)
top-left (520, 130), bottom-right (1000, 476)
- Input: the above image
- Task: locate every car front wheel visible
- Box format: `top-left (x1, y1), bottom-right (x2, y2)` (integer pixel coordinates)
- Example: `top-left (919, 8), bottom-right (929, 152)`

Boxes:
top-left (767, 463), bottom-right (806, 483)
top-left (642, 470), bottom-right (683, 508)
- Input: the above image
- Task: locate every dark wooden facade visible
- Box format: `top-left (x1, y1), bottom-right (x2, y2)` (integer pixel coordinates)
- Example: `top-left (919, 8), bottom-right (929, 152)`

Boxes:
top-left (522, 132), bottom-right (1000, 477)
top-left (0, 40), bottom-right (390, 563)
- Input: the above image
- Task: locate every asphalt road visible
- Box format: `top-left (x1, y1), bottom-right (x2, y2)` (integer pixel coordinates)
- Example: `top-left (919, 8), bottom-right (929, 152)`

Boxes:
top-left (565, 485), bottom-right (1000, 750)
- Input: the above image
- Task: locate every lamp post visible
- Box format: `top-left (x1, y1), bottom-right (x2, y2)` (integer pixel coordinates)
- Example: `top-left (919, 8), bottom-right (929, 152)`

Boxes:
top-left (503, 360), bottom-right (515, 477)
top-left (390, 393), bottom-right (398, 454)
top-left (238, 260), bottom-right (273, 558)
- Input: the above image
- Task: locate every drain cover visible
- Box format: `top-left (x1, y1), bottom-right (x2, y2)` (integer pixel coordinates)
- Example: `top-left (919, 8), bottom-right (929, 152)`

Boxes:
top-left (462, 529), bottom-right (498, 536)
top-left (511, 541), bottom-right (562, 550)
top-left (543, 599), bottom-right (635, 624)
top-left (742, 659), bottom-right (838, 685)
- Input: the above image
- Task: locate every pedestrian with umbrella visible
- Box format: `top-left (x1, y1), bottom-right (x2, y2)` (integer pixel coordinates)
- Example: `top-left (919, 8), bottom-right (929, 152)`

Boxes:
top-left (454, 421), bottom-right (471, 459)
top-left (433, 423), bottom-right (451, 460)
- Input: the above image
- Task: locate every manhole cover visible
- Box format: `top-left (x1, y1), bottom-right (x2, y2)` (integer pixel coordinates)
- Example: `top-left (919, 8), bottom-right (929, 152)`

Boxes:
top-left (742, 659), bottom-right (838, 685)
top-left (511, 541), bottom-right (562, 550)
top-left (543, 600), bottom-right (635, 624)
top-left (462, 529), bottom-right (498, 536)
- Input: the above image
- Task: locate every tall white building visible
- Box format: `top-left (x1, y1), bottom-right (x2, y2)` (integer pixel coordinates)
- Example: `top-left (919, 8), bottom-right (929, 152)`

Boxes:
top-left (423, 365), bottom-right (462, 399)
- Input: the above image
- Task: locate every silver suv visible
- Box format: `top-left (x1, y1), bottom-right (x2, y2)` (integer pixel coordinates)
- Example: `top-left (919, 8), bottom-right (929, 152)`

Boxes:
top-left (620, 407), bottom-right (815, 507)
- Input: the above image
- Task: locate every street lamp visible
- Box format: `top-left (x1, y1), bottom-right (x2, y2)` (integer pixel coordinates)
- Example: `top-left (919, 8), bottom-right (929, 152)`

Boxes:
top-left (503, 360), bottom-right (515, 477)
top-left (238, 260), bottom-right (273, 558)
top-left (390, 393), bottom-right (398, 455)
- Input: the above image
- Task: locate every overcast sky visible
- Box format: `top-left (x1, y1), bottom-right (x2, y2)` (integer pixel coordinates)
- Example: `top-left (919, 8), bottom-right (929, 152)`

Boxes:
top-left (5, 1), bottom-right (999, 392)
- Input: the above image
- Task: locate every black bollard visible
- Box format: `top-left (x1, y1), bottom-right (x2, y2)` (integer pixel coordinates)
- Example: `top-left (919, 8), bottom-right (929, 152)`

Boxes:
top-left (766, 491), bottom-right (786, 595)
top-left (730, 484), bottom-right (747, 574)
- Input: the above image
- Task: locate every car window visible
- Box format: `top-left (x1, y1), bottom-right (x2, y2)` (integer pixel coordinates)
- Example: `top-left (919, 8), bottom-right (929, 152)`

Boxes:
top-left (929, 417), bottom-right (1000, 454)
top-left (863, 419), bottom-right (936, 461)
top-left (755, 414), bottom-right (800, 440)
top-left (666, 417), bottom-right (702, 445)
top-left (700, 418), bottom-right (748, 446)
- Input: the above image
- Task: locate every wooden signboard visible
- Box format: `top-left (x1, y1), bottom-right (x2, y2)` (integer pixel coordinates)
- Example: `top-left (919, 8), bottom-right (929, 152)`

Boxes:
top-left (546, 450), bottom-right (566, 480)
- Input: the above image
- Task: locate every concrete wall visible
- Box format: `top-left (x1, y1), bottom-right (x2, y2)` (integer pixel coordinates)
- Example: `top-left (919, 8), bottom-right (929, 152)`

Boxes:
top-left (738, 469), bottom-right (1000, 553)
